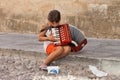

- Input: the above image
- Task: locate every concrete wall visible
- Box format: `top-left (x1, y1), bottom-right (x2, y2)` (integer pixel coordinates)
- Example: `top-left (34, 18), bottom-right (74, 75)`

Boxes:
top-left (0, 0), bottom-right (120, 39)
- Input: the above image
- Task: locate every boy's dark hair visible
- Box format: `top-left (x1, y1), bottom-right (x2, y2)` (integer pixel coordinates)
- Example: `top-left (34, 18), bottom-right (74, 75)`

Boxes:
top-left (48, 10), bottom-right (61, 23)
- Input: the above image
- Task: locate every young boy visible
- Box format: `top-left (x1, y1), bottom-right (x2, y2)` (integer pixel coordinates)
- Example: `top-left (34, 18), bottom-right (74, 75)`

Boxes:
top-left (38, 10), bottom-right (87, 70)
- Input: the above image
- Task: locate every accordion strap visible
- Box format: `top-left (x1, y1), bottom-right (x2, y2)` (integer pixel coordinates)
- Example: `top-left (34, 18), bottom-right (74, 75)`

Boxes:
top-left (40, 26), bottom-right (52, 32)
top-left (40, 25), bottom-right (60, 32)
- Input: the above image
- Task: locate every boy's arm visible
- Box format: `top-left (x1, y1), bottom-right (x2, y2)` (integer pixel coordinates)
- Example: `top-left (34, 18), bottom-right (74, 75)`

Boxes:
top-left (38, 25), bottom-right (49, 41)
top-left (38, 25), bottom-right (56, 42)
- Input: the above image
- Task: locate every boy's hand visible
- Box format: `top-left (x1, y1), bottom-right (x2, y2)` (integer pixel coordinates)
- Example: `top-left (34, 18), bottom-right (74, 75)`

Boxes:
top-left (48, 33), bottom-right (57, 42)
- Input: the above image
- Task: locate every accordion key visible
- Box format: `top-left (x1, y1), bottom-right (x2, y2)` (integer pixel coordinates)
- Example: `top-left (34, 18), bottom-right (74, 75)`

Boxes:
top-left (52, 24), bottom-right (72, 46)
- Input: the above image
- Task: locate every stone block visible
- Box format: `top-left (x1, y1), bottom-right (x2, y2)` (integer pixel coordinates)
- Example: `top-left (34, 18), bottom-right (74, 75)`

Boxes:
top-left (101, 59), bottom-right (120, 75)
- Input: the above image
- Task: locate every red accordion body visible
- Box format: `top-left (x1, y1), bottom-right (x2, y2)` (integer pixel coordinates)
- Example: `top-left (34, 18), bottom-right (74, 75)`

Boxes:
top-left (52, 24), bottom-right (72, 46)
top-left (51, 24), bottom-right (87, 52)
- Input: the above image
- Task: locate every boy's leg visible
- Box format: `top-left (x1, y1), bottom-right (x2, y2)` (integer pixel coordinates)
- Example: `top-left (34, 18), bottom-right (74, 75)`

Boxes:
top-left (43, 46), bottom-right (64, 65)
top-left (55, 45), bottom-right (71, 59)
top-left (40, 45), bottom-right (71, 69)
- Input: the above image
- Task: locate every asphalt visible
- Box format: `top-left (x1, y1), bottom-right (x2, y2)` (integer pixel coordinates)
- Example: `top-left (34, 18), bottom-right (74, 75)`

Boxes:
top-left (0, 32), bottom-right (120, 77)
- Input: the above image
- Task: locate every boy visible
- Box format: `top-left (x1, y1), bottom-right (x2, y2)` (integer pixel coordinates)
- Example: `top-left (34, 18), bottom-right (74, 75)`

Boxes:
top-left (38, 10), bottom-right (87, 70)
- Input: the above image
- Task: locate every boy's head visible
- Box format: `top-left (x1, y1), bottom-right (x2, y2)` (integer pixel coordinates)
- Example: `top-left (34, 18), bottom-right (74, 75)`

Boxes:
top-left (48, 10), bottom-right (61, 27)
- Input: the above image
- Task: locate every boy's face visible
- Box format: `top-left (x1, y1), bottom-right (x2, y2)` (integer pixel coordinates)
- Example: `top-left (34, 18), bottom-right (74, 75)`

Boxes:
top-left (48, 21), bottom-right (59, 27)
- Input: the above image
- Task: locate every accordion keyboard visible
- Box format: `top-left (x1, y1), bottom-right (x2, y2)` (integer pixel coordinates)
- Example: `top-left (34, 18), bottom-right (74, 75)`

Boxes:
top-left (52, 24), bottom-right (72, 45)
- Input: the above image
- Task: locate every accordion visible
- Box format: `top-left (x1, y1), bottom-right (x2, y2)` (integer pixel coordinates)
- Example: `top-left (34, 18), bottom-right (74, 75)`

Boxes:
top-left (52, 24), bottom-right (78, 46)
top-left (40, 24), bottom-right (87, 52)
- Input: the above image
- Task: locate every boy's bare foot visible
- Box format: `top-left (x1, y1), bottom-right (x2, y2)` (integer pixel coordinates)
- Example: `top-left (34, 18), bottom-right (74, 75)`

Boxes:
top-left (39, 63), bottom-right (47, 71)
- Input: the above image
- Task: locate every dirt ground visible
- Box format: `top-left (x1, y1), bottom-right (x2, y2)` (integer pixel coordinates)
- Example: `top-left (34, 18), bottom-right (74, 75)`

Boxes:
top-left (0, 49), bottom-right (119, 80)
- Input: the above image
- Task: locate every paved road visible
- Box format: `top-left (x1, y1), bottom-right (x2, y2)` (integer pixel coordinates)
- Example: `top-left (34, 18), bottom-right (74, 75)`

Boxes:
top-left (0, 32), bottom-right (43, 52)
top-left (0, 32), bottom-right (120, 59)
